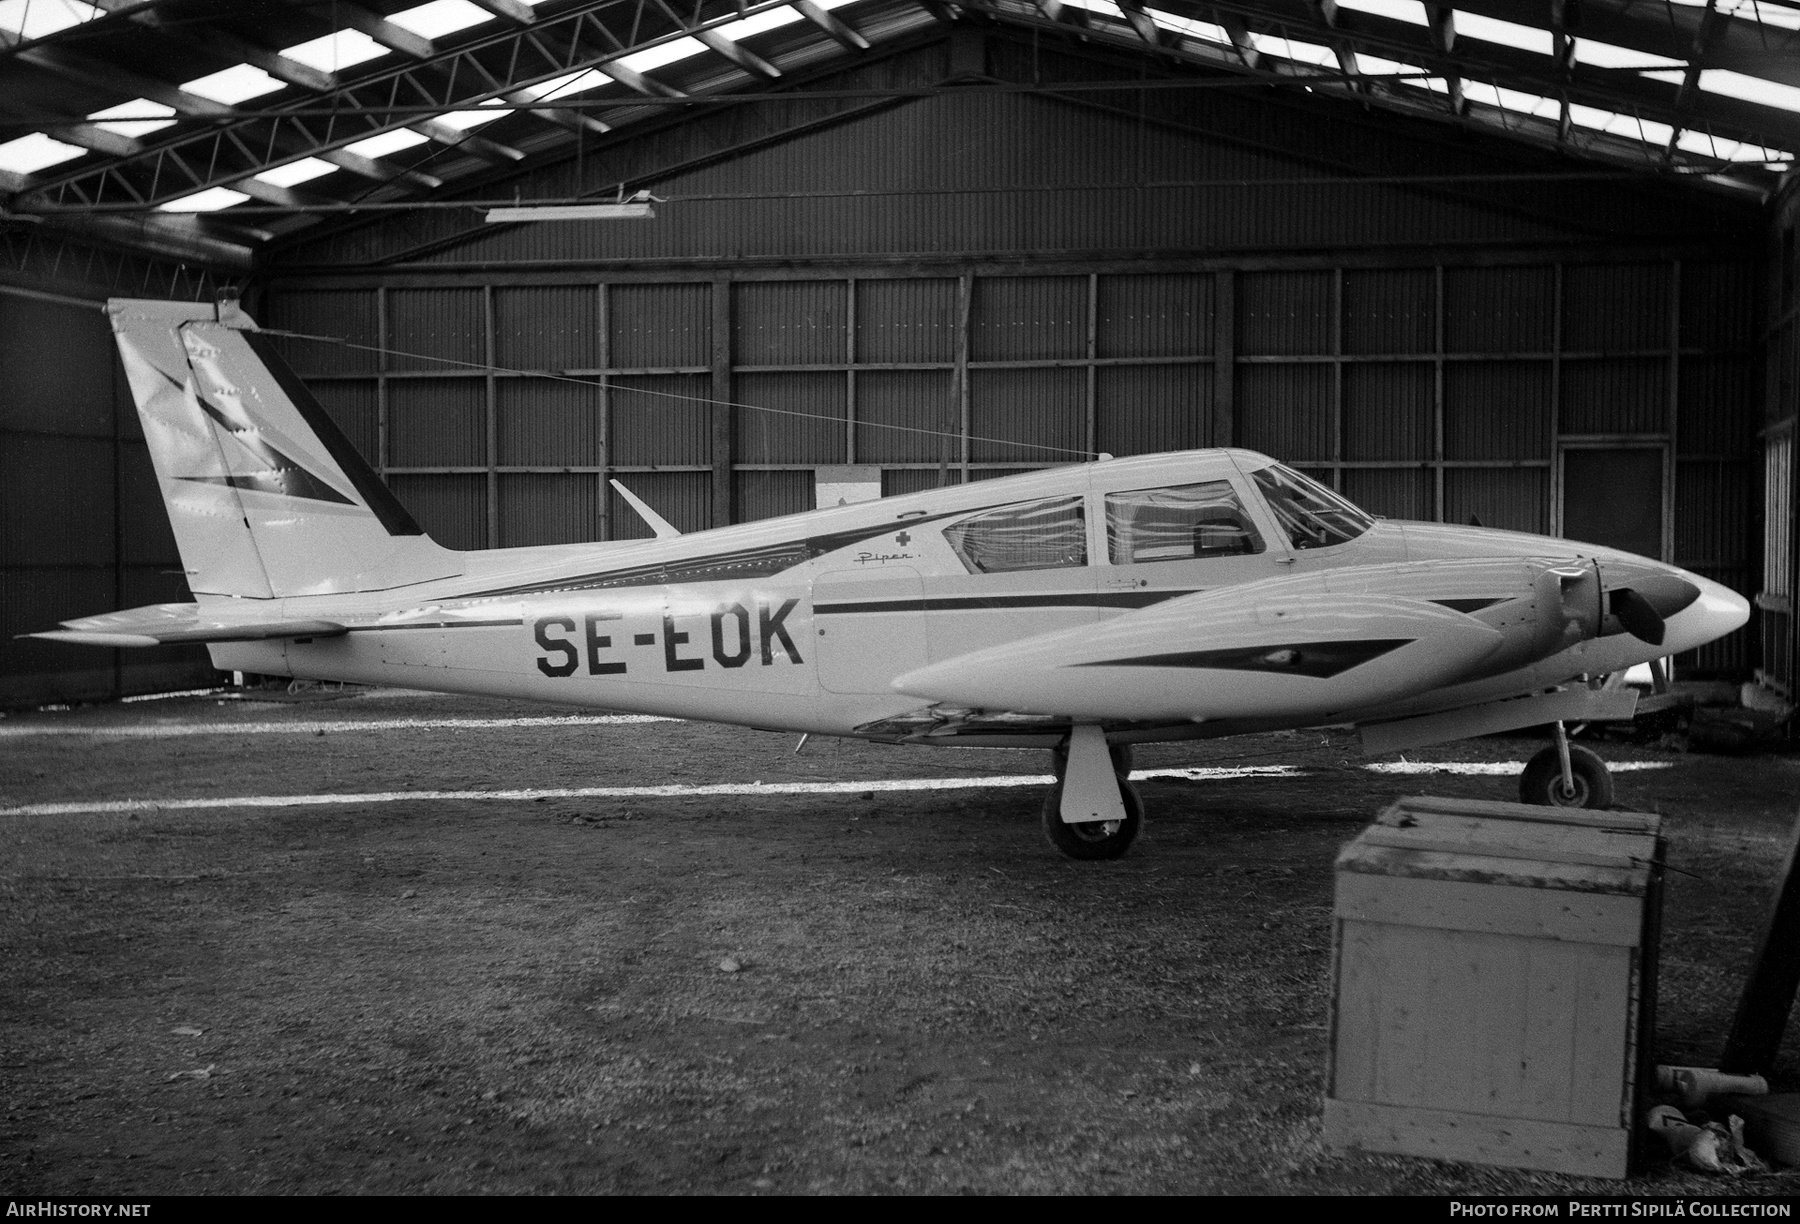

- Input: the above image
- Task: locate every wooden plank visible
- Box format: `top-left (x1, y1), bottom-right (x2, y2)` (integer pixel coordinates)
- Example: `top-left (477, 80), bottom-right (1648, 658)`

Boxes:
top-left (1384, 795), bottom-right (1662, 835)
top-left (1338, 848), bottom-right (1651, 901)
top-left (1567, 947), bottom-right (1635, 1128)
top-left (1353, 821), bottom-right (1655, 870)
top-left (1322, 1099), bottom-right (1630, 1179)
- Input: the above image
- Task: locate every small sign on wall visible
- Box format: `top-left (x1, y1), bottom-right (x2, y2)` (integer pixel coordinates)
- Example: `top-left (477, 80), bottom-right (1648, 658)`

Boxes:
top-left (815, 465), bottom-right (882, 508)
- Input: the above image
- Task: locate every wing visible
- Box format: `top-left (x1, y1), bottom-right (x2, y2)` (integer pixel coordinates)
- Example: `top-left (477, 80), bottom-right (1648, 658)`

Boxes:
top-left (23, 603), bottom-right (346, 648)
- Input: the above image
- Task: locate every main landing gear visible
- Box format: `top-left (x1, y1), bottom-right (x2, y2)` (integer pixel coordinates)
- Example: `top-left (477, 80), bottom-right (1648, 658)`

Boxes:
top-left (1042, 725), bottom-right (1142, 860)
top-left (1518, 719), bottom-right (1615, 809)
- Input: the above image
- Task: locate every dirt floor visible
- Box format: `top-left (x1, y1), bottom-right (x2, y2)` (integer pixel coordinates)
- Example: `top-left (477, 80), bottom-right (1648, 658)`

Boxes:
top-left (2, 687), bottom-right (1798, 1196)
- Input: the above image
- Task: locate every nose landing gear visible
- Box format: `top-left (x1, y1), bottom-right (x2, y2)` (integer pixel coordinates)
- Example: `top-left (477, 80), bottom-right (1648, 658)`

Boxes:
top-left (1518, 719), bottom-right (1615, 809)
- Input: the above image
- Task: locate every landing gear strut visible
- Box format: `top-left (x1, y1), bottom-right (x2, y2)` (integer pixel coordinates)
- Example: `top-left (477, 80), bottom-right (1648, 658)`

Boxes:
top-left (1042, 726), bottom-right (1142, 860)
top-left (1518, 719), bottom-right (1614, 809)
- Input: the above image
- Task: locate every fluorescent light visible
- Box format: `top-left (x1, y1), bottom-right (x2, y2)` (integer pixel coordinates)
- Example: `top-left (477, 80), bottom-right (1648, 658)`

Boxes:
top-left (1336, 0), bottom-right (1428, 25)
top-left (87, 99), bottom-right (177, 138)
top-left (485, 202), bottom-right (656, 221)
top-left (181, 64), bottom-right (287, 105)
top-left (714, 4), bottom-right (806, 39)
top-left (1250, 33), bottom-right (1338, 68)
top-left (343, 129), bottom-right (431, 159)
top-left (280, 29), bottom-right (389, 72)
top-left (0, 132), bottom-right (85, 173)
top-left (1454, 10), bottom-right (1553, 56)
top-left (255, 158), bottom-right (337, 187)
top-left (0, 0), bottom-right (98, 41)
top-left (615, 36), bottom-right (708, 74)
top-left (158, 186), bottom-right (251, 212)
top-left (1574, 38), bottom-right (1684, 71)
top-left (386, 0), bottom-right (492, 38)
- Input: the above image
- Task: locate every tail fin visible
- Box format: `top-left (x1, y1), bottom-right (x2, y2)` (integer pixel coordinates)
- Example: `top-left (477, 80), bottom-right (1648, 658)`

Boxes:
top-left (109, 298), bottom-right (462, 599)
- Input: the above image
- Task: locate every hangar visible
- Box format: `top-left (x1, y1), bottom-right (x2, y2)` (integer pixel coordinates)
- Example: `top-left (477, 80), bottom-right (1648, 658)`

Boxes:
top-left (1, 0), bottom-right (1796, 711)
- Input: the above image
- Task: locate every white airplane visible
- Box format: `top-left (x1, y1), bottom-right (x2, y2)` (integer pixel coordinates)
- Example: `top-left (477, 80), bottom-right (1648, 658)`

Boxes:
top-left (31, 298), bottom-right (1751, 860)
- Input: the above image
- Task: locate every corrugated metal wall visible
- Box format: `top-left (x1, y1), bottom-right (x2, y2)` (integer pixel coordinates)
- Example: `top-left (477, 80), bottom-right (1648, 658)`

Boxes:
top-left (1759, 192), bottom-right (1800, 699)
top-left (0, 287), bottom-right (215, 705)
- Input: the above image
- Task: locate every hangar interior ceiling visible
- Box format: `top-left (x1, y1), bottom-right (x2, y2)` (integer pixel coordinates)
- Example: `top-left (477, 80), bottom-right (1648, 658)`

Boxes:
top-left (0, 0), bottom-right (1795, 705)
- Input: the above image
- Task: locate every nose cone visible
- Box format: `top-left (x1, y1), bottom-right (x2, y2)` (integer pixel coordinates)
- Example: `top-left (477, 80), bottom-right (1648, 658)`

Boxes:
top-left (1659, 572), bottom-right (1751, 656)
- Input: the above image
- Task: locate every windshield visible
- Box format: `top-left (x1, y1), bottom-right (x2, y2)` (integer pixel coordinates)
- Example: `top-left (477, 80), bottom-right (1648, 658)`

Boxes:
top-left (1249, 464), bottom-right (1374, 550)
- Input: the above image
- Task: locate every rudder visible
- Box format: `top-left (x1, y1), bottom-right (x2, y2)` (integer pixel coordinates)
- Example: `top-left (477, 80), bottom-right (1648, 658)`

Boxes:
top-left (109, 298), bottom-right (462, 600)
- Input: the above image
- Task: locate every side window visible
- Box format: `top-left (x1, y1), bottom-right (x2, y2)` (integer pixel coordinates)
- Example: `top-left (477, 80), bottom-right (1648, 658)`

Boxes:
top-left (1106, 481), bottom-right (1264, 564)
top-left (943, 496), bottom-right (1087, 574)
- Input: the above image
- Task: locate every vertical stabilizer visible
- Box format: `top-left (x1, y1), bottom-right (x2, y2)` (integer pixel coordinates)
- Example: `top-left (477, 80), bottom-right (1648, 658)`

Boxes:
top-left (109, 298), bottom-right (463, 599)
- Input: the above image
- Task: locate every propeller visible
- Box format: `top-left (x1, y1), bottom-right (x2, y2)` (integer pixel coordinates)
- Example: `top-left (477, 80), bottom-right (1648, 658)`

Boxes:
top-left (1611, 589), bottom-right (1666, 646)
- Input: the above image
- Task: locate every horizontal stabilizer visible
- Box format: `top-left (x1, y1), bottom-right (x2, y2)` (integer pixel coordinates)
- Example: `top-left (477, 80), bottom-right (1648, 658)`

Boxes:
top-left (23, 603), bottom-right (345, 649)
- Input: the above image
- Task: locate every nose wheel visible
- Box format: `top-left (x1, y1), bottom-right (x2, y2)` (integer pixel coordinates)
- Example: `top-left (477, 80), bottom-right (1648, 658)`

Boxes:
top-left (1518, 721), bottom-right (1614, 809)
top-left (1042, 734), bottom-right (1142, 860)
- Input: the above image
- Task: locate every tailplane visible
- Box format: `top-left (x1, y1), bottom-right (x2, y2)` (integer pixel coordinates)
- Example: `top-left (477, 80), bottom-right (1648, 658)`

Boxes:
top-left (109, 298), bottom-right (462, 599)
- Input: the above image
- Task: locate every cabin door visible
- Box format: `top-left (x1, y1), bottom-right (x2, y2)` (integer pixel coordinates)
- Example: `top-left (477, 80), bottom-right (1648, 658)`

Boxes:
top-left (812, 566), bottom-right (929, 694)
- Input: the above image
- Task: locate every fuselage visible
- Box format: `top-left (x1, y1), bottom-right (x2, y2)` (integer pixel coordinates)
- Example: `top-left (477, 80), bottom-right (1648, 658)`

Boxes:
top-left (208, 448), bottom-right (1747, 743)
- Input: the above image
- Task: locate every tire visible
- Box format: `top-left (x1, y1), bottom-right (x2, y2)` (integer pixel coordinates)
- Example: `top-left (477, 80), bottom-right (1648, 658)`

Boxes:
top-left (1042, 777), bottom-right (1143, 860)
top-left (1518, 744), bottom-right (1614, 809)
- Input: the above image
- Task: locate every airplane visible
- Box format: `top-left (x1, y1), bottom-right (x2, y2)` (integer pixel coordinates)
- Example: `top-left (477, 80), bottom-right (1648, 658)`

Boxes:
top-left (29, 297), bottom-right (1752, 860)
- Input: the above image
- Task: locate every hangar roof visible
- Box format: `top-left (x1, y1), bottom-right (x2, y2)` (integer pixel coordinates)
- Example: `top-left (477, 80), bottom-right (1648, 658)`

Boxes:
top-left (2, 0), bottom-right (1797, 271)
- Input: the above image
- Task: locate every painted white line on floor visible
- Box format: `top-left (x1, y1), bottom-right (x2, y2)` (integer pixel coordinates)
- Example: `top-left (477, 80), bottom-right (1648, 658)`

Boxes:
top-left (0, 713), bottom-right (675, 739)
top-left (1365, 760), bottom-right (1675, 776)
top-left (0, 765), bottom-right (1315, 818)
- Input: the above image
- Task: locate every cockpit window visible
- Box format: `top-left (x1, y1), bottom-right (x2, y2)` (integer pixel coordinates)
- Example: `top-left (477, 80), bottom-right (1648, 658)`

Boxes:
top-left (1106, 481), bottom-right (1264, 564)
top-left (943, 496), bottom-right (1087, 574)
top-left (1250, 463), bottom-right (1374, 550)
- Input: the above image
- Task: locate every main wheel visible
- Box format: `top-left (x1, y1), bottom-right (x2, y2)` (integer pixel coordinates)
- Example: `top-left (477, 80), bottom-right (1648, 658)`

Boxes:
top-left (1519, 744), bottom-right (1614, 809)
top-left (1041, 778), bottom-right (1143, 860)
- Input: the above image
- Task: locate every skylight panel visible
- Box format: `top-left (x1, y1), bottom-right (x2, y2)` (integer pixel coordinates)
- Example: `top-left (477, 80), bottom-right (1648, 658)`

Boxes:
top-left (517, 69), bottom-right (606, 102)
top-left (1685, 68), bottom-right (1800, 114)
top-left (1463, 80), bottom-right (1558, 120)
top-left (1144, 8), bottom-right (1230, 45)
top-left (1335, 0), bottom-right (1428, 25)
top-left (158, 186), bottom-right (251, 212)
top-left (1675, 128), bottom-right (1786, 163)
top-left (87, 99), bottom-right (177, 138)
top-left (434, 101), bottom-right (508, 131)
top-left (280, 29), bottom-right (389, 73)
top-left (255, 158), bottom-right (336, 187)
top-left (1250, 33), bottom-right (1338, 68)
top-left (714, 5), bottom-right (807, 40)
top-left (387, 0), bottom-right (492, 39)
top-left (1574, 38), bottom-right (1684, 71)
top-left (1061, 0), bottom-right (1125, 17)
top-left (0, 132), bottom-right (85, 174)
top-left (0, 0), bottom-right (99, 42)
top-left (1691, 0), bottom-right (1800, 32)
top-left (614, 36), bottom-right (709, 74)
top-left (181, 64), bottom-right (287, 105)
top-left (1454, 11), bottom-right (1553, 57)
top-left (343, 129), bottom-right (430, 159)
top-left (1566, 104), bottom-right (1675, 148)
top-left (1358, 53), bottom-right (1447, 91)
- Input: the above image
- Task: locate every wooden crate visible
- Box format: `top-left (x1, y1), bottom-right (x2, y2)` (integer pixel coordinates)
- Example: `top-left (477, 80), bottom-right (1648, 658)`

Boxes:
top-left (1322, 795), bottom-right (1664, 1179)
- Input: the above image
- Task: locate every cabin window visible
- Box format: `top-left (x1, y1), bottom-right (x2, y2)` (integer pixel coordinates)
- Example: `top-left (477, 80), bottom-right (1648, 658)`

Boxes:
top-left (943, 496), bottom-right (1087, 574)
top-left (1250, 463), bottom-right (1374, 550)
top-left (1106, 481), bottom-right (1264, 564)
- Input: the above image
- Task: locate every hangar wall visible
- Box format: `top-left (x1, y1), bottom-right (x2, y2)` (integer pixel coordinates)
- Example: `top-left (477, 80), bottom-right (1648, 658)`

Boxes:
top-left (1762, 183), bottom-right (1800, 701)
top-left (259, 38), bottom-right (1762, 678)
top-left (0, 245), bottom-right (228, 706)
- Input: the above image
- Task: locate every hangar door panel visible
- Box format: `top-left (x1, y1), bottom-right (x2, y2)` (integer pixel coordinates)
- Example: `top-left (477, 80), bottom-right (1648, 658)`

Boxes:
top-left (814, 567), bottom-right (927, 695)
top-left (1563, 449), bottom-right (1664, 560)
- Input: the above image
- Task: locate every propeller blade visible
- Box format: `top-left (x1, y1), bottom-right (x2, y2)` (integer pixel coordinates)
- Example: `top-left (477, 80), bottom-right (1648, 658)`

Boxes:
top-left (1611, 588), bottom-right (1666, 646)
